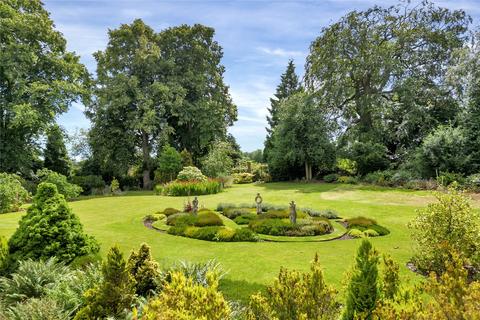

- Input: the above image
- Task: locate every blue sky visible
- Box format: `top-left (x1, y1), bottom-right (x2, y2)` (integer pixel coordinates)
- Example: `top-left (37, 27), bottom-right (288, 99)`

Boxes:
top-left (47, 0), bottom-right (480, 152)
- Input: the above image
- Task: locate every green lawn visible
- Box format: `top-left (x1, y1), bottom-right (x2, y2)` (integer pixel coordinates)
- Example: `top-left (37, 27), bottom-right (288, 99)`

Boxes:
top-left (0, 182), bottom-right (468, 302)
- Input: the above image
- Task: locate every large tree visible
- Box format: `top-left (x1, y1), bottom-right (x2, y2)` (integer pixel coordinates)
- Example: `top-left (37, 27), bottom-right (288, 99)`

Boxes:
top-left (268, 92), bottom-right (335, 180)
top-left (305, 1), bottom-right (470, 159)
top-left (0, 0), bottom-right (89, 175)
top-left (264, 60), bottom-right (300, 163)
top-left (88, 19), bottom-right (184, 189)
top-left (158, 24), bottom-right (237, 159)
top-left (44, 125), bottom-right (71, 176)
top-left (88, 21), bottom-right (236, 188)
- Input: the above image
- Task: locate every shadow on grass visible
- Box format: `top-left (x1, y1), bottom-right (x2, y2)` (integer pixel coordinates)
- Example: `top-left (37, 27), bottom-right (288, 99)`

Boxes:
top-left (257, 181), bottom-right (340, 193)
top-left (219, 278), bottom-right (266, 303)
top-left (258, 181), bottom-right (430, 194)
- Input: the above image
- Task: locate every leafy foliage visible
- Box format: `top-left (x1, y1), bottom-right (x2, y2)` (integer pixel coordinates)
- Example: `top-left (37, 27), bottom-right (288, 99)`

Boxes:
top-left (268, 92), bottom-right (335, 180)
top-left (201, 141), bottom-right (234, 178)
top-left (177, 166), bottom-right (207, 182)
top-left (247, 254), bottom-right (339, 320)
top-left (70, 175), bottom-right (105, 195)
top-left (0, 173), bottom-right (29, 213)
top-left (36, 169), bottom-right (82, 199)
top-left (5, 183), bottom-right (99, 271)
top-left (408, 187), bottom-right (480, 274)
top-left (157, 145), bottom-right (183, 182)
top-left (0, 0), bottom-right (89, 175)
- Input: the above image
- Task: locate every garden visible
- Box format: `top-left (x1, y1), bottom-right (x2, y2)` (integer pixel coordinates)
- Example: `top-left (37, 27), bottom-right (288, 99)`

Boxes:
top-left (2, 0), bottom-right (480, 319)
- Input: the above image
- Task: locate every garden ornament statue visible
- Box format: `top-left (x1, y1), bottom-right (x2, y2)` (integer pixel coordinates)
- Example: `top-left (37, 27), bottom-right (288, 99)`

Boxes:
top-left (290, 200), bottom-right (297, 224)
top-left (255, 193), bottom-right (263, 215)
top-left (192, 197), bottom-right (199, 216)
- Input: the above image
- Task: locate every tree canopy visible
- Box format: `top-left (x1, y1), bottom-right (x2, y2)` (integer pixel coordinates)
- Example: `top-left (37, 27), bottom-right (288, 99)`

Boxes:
top-left (0, 0), bottom-right (89, 175)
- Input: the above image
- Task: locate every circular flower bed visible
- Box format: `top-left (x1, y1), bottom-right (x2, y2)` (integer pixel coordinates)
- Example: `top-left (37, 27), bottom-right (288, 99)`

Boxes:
top-left (343, 216), bottom-right (390, 238)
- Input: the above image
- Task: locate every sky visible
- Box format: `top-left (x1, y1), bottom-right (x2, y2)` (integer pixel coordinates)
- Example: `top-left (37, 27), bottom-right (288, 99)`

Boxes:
top-left (46, 0), bottom-right (480, 152)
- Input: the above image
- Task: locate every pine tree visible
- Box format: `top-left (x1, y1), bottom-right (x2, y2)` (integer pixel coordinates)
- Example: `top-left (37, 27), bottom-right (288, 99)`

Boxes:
top-left (264, 60), bottom-right (300, 162)
top-left (44, 125), bottom-right (71, 176)
top-left (128, 243), bottom-right (160, 296)
top-left (343, 240), bottom-right (380, 320)
top-left (5, 183), bottom-right (99, 271)
top-left (74, 246), bottom-right (136, 319)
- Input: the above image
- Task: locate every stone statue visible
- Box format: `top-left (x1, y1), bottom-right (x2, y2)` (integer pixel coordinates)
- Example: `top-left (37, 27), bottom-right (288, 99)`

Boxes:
top-left (289, 200), bottom-right (297, 224)
top-left (192, 197), bottom-right (199, 215)
top-left (255, 193), bottom-right (263, 215)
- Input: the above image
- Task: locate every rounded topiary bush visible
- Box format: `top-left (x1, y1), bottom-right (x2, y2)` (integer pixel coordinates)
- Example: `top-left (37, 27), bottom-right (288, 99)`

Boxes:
top-left (195, 211), bottom-right (224, 227)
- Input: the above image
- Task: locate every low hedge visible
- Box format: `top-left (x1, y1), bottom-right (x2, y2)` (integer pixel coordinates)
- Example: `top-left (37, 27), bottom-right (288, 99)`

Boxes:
top-left (233, 213), bottom-right (257, 225)
top-left (248, 218), bottom-right (333, 236)
top-left (161, 179), bottom-right (223, 196)
top-left (167, 225), bottom-right (258, 242)
top-left (167, 211), bottom-right (224, 227)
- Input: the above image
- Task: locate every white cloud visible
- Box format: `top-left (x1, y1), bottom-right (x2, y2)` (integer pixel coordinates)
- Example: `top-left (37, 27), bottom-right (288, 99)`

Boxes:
top-left (258, 47), bottom-right (305, 58)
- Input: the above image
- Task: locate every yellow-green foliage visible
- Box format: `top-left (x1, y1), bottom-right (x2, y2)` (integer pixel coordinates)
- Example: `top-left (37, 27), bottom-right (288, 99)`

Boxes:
top-left (408, 187), bottom-right (480, 273)
top-left (374, 251), bottom-right (480, 319)
top-left (74, 246), bottom-right (135, 319)
top-left (142, 272), bottom-right (231, 320)
top-left (110, 178), bottom-right (120, 194)
top-left (247, 254), bottom-right (339, 320)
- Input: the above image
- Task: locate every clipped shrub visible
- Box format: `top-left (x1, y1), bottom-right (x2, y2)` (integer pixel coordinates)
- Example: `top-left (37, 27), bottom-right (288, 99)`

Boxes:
top-left (369, 224), bottom-right (390, 236)
top-left (0, 173), bottom-right (30, 213)
top-left (232, 228), bottom-right (258, 242)
top-left (36, 169), bottom-right (82, 199)
top-left (249, 219), bottom-right (293, 236)
top-left (157, 145), bottom-right (183, 183)
top-left (323, 173), bottom-right (339, 183)
top-left (234, 213), bottom-right (257, 225)
top-left (70, 175), bottom-right (105, 195)
top-left (345, 216), bottom-right (377, 228)
top-left (258, 209), bottom-right (307, 220)
top-left (303, 208), bottom-right (339, 219)
top-left (348, 229), bottom-right (365, 238)
top-left (214, 228), bottom-right (236, 241)
top-left (195, 211), bottom-right (224, 227)
top-left (162, 208), bottom-right (181, 216)
top-left (223, 207), bottom-right (252, 219)
top-left (337, 175), bottom-right (358, 184)
top-left (162, 179), bottom-right (222, 196)
top-left (364, 229), bottom-right (380, 237)
top-left (233, 172), bottom-right (254, 184)
top-left (166, 213), bottom-right (196, 227)
top-left (190, 226), bottom-right (223, 241)
top-left (177, 166), bottom-right (207, 182)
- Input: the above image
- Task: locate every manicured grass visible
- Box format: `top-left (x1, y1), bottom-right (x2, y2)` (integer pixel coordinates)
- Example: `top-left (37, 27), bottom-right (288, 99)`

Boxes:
top-left (0, 182), bottom-right (472, 302)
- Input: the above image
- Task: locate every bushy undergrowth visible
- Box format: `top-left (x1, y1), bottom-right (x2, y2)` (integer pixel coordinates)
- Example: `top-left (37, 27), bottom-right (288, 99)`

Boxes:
top-left (161, 179), bottom-right (223, 196)
top-left (232, 172), bottom-right (254, 184)
top-left (0, 173), bottom-right (30, 214)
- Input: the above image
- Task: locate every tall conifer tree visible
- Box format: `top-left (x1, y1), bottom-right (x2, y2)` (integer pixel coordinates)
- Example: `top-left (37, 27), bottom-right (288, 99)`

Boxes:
top-left (264, 60), bottom-right (300, 162)
top-left (44, 125), bottom-right (71, 176)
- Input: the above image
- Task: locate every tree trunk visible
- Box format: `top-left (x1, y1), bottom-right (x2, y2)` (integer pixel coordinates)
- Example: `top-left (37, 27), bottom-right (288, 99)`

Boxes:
top-left (305, 162), bottom-right (313, 181)
top-left (141, 130), bottom-right (151, 190)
